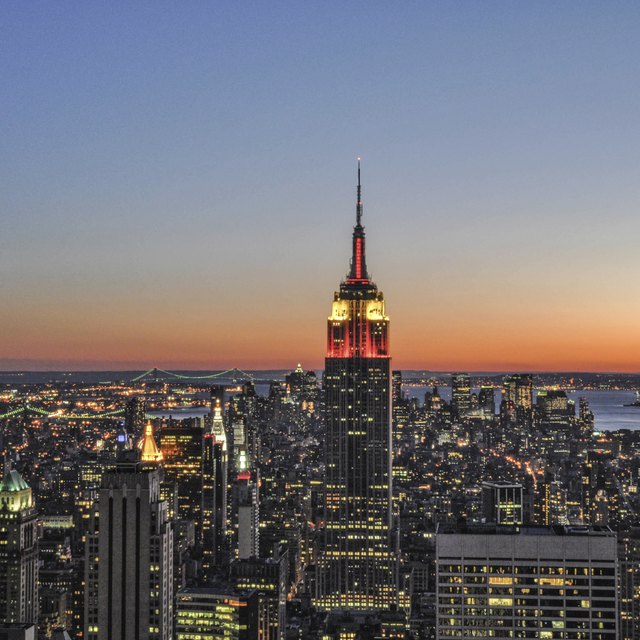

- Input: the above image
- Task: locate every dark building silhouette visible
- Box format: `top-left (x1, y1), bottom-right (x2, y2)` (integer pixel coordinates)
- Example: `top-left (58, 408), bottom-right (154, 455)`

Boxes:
top-left (84, 452), bottom-right (173, 640)
top-left (202, 396), bottom-right (228, 579)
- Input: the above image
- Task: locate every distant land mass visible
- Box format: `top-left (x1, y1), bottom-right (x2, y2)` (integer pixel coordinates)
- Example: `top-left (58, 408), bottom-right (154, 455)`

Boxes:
top-left (0, 369), bottom-right (639, 389)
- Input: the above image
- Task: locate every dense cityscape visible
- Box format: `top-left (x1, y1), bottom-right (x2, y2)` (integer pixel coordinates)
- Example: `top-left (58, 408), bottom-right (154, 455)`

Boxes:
top-left (1, 173), bottom-right (639, 639)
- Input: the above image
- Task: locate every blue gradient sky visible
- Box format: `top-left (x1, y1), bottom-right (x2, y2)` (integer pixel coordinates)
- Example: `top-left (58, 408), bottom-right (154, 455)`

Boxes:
top-left (2, 2), bottom-right (640, 370)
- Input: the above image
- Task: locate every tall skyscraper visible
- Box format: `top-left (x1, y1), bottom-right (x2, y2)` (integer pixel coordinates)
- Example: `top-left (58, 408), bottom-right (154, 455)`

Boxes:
top-left (84, 452), bottom-right (173, 640)
top-left (124, 397), bottom-right (146, 435)
top-left (159, 417), bottom-right (205, 532)
top-left (231, 471), bottom-right (259, 561)
top-left (450, 373), bottom-right (471, 419)
top-left (503, 374), bottom-right (533, 412)
top-left (536, 390), bottom-right (572, 458)
top-left (0, 468), bottom-right (38, 626)
top-left (202, 397), bottom-right (228, 579)
top-left (315, 162), bottom-right (397, 611)
top-left (503, 373), bottom-right (534, 428)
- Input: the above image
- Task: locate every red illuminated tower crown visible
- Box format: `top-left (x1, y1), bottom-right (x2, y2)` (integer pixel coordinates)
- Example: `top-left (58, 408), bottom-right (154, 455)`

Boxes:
top-left (327, 160), bottom-right (389, 358)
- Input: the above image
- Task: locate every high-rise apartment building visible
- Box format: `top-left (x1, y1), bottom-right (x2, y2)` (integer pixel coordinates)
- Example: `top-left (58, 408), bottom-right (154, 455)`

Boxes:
top-left (0, 469), bottom-right (38, 626)
top-left (84, 454), bottom-right (173, 640)
top-left (315, 163), bottom-right (398, 611)
top-left (436, 524), bottom-right (618, 639)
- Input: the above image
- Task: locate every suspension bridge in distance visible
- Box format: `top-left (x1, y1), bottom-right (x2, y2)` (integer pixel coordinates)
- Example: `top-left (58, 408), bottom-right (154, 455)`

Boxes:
top-left (0, 368), bottom-right (275, 421)
top-left (130, 367), bottom-right (256, 382)
top-left (0, 404), bottom-right (127, 421)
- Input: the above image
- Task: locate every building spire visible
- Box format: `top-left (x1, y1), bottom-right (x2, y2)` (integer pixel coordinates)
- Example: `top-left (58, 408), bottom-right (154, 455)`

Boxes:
top-left (211, 398), bottom-right (227, 450)
top-left (356, 157), bottom-right (362, 226)
top-left (347, 158), bottom-right (369, 282)
top-left (139, 421), bottom-right (163, 463)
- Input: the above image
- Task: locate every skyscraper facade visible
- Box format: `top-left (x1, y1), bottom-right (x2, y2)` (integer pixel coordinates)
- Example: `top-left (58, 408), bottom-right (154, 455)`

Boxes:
top-left (202, 397), bottom-right (229, 579)
top-left (84, 455), bottom-right (173, 640)
top-left (451, 374), bottom-right (471, 420)
top-left (315, 164), bottom-right (397, 611)
top-left (481, 481), bottom-right (524, 525)
top-left (0, 469), bottom-right (39, 626)
top-left (175, 587), bottom-right (261, 640)
top-left (436, 524), bottom-right (618, 639)
top-left (159, 418), bottom-right (204, 531)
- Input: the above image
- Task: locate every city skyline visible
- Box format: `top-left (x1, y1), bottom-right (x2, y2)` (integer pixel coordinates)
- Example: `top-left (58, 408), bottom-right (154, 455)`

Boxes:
top-left (4, 6), bottom-right (640, 640)
top-left (3, 3), bottom-right (640, 371)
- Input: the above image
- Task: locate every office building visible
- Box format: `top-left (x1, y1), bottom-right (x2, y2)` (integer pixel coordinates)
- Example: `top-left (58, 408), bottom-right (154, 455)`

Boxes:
top-left (175, 587), bottom-right (260, 640)
top-left (231, 546), bottom-right (288, 640)
top-left (436, 524), bottom-right (617, 639)
top-left (202, 397), bottom-right (228, 579)
top-left (0, 468), bottom-right (38, 626)
top-left (451, 374), bottom-right (471, 420)
top-left (477, 386), bottom-right (496, 418)
top-left (231, 471), bottom-right (259, 561)
top-left (536, 390), bottom-right (573, 458)
top-left (315, 163), bottom-right (398, 611)
top-left (503, 374), bottom-right (533, 416)
top-left (124, 397), bottom-right (146, 435)
top-left (159, 417), bottom-right (204, 533)
top-left (482, 481), bottom-right (524, 525)
top-left (84, 453), bottom-right (173, 640)
top-left (619, 525), bottom-right (640, 640)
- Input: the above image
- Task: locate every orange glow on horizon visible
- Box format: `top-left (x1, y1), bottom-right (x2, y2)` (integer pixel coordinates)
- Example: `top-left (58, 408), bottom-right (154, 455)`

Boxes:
top-left (2, 318), bottom-right (639, 372)
top-left (2, 268), bottom-right (640, 372)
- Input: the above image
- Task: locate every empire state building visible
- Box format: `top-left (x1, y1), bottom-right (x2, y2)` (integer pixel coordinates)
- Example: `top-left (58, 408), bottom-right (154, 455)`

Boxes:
top-left (315, 162), bottom-right (398, 611)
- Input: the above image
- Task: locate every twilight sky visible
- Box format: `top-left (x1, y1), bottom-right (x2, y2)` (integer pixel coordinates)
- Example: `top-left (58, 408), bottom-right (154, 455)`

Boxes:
top-left (2, 2), bottom-right (640, 371)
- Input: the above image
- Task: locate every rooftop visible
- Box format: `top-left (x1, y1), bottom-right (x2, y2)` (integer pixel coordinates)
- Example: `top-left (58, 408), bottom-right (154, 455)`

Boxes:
top-left (437, 523), bottom-right (615, 537)
top-left (0, 469), bottom-right (30, 493)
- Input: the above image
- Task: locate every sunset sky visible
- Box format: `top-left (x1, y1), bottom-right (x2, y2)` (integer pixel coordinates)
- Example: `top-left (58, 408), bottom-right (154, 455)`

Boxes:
top-left (2, 3), bottom-right (640, 371)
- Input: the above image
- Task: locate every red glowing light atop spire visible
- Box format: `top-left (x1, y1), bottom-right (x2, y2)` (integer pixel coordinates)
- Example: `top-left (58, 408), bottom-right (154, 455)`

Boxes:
top-left (346, 158), bottom-right (369, 284)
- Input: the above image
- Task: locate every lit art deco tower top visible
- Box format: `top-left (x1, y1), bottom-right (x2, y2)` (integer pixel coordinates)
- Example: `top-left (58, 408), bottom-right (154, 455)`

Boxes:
top-left (139, 421), bottom-right (164, 464)
top-left (316, 161), bottom-right (397, 612)
top-left (327, 159), bottom-right (390, 360)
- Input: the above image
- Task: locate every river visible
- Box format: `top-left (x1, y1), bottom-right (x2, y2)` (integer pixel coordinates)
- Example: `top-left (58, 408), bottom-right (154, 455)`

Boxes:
top-left (403, 386), bottom-right (640, 432)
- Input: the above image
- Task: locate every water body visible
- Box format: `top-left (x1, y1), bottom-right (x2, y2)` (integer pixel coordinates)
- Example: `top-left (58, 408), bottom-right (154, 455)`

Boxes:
top-left (403, 386), bottom-right (640, 432)
top-left (566, 390), bottom-right (640, 431)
